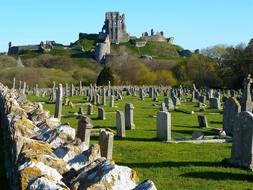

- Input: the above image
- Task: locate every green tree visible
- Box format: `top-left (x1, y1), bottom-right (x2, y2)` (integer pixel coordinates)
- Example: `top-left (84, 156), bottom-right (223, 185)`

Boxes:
top-left (96, 66), bottom-right (114, 86)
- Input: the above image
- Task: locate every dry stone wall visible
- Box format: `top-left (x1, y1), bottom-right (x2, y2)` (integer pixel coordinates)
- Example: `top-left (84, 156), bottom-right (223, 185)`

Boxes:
top-left (0, 83), bottom-right (157, 190)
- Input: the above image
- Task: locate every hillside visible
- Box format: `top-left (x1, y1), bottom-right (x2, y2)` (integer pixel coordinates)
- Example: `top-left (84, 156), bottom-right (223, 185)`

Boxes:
top-left (0, 35), bottom-right (187, 87)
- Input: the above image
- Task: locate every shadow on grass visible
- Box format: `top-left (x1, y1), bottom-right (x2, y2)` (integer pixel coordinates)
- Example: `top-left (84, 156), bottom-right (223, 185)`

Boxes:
top-left (172, 130), bottom-right (216, 136)
top-left (118, 161), bottom-right (225, 169)
top-left (119, 137), bottom-right (156, 142)
top-left (210, 121), bottom-right (223, 124)
top-left (180, 171), bottom-right (253, 182)
top-left (173, 125), bottom-right (199, 129)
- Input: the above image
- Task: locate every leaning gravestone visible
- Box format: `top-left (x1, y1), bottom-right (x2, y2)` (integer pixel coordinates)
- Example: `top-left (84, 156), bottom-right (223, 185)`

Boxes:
top-left (223, 97), bottom-right (241, 135)
top-left (229, 111), bottom-right (253, 170)
top-left (197, 115), bottom-right (208, 128)
top-left (116, 110), bottom-right (126, 138)
top-left (156, 111), bottom-right (171, 141)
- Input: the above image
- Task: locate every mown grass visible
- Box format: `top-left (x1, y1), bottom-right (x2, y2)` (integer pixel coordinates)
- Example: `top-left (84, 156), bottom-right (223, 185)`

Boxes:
top-left (25, 94), bottom-right (253, 190)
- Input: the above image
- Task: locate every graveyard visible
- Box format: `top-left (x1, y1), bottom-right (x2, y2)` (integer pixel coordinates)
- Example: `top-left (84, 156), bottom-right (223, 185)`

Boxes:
top-left (0, 1), bottom-right (252, 189)
top-left (0, 82), bottom-right (251, 189)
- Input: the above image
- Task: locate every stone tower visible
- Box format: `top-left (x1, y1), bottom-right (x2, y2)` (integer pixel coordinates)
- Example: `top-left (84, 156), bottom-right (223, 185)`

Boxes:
top-left (99, 12), bottom-right (130, 44)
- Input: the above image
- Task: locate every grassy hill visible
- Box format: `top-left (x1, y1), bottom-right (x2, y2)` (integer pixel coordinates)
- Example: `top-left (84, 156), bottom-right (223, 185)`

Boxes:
top-left (0, 35), bottom-right (187, 87)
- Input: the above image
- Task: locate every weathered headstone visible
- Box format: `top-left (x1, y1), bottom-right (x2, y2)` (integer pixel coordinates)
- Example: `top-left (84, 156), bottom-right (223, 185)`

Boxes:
top-left (197, 115), bottom-right (208, 128)
top-left (223, 97), bottom-right (241, 135)
top-left (12, 77), bottom-right (16, 89)
top-left (209, 98), bottom-right (221, 109)
top-left (76, 116), bottom-right (93, 146)
top-left (109, 95), bottom-right (114, 107)
top-left (98, 107), bottom-right (106, 120)
top-left (156, 111), bottom-right (171, 141)
top-left (241, 74), bottom-right (253, 112)
top-left (102, 88), bottom-right (106, 105)
top-left (78, 107), bottom-right (84, 115)
top-left (125, 103), bottom-right (135, 130)
top-left (116, 110), bottom-right (125, 138)
top-left (230, 111), bottom-right (253, 170)
top-left (54, 83), bottom-right (63, 119)
top-left (87, 103), bottom-right (93, 115)
top-left (99, 130), bottom-right (114, 160)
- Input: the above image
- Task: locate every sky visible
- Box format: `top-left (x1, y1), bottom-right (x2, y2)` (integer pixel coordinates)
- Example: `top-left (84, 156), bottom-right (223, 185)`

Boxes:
top-left (0, 0), bottom-right (252, 52)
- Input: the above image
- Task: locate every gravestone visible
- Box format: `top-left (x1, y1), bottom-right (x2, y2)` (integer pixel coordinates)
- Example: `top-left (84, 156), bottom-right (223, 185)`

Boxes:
top-left (98, 107), bottom-right (106, 120)
top-left (65, 83), bottom-right (68, 97)
top-left (199, 96), bottom-right (206, 104)
top-left (197, 115), bottom-right (208, 128)
top-left (87, 103), bottom-right (93, 115)
top-left (12, 77), bottom-right (16, 89)
top-left (164, 97), bottom-right (174, 110)
top-left (109, 95), bottom-right (114, 107)
top-left (79, 81), bottom-right (82, 96)
top-left (76, 116), bottom-right (93, 146)
top-left (209, 98), bottom-right (221, 109)
top-left (116, 110), bottom-right (125, 138)
top-left (156, 111), bottom-right (171, 141)
top-left (102, 88), bottom-right (106, 105)
top-left (78, 107), bottom-right (84, 115)
top-left (223, 97), bottom-right (241, 135)
top-left (96, 94), bottom-right (100, 105)
top-left (99, 130), bottom-right (114, 160)
top-left (241, 74), bottom-right (253, 112)
top-left (70, 83), bottom-right (74, 97)
top-left (230, 111), bottom-right (253, 170)
top-left (54, 83), bottom-right (63, 119)
top-left (160, 102), bottom-right (167, 112)
top-left (125, 103), bottom-right (135, 130)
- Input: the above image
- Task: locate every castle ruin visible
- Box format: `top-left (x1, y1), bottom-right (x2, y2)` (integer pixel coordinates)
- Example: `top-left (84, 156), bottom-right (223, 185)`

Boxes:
top-left (99, 12), bottom-right (130, 44)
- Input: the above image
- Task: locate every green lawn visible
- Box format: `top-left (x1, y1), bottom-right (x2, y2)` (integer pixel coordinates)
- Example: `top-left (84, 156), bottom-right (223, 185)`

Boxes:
top-left (1, 94), bottom-right (253, 190)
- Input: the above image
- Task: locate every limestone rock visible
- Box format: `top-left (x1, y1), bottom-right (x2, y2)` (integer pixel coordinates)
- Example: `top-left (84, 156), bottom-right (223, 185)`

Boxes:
top-left (133, 180), bottom-right (157, 190)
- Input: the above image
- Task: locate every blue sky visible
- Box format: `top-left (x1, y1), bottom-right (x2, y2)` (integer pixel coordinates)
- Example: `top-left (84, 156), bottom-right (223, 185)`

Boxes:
top-left (0, 0), bottom-right (252, 52)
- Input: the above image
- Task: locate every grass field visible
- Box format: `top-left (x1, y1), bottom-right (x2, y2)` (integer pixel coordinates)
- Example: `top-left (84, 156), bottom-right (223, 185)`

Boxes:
top-left (1, 94), bottom-right (253, 190)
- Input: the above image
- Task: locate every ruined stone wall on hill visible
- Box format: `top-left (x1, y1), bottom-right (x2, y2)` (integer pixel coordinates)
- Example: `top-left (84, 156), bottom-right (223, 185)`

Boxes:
top-left (0, 83), bottom-right (156, 190)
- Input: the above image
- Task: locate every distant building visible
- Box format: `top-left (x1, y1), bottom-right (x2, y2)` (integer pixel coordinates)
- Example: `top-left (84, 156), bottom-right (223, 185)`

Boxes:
top-left (8, 41), bottom-right (55, 55)
top-left (141, 29), bottom-right (174, 43)
top-left (99, 12), bottom-right (130, 44)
